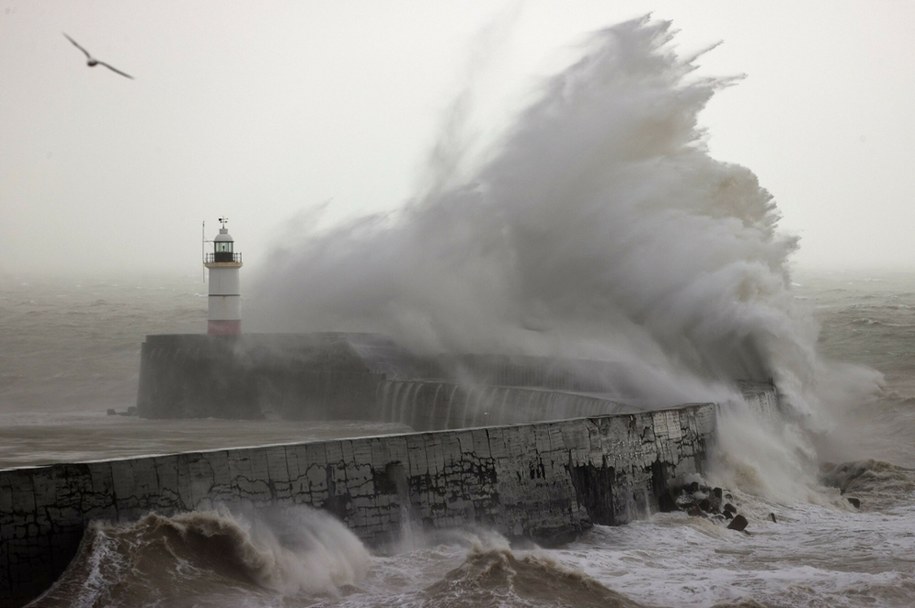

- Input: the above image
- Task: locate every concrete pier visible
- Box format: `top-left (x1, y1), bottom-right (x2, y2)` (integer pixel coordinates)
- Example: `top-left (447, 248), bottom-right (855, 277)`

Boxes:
top-left (1, 402), bottom-right (718, 606)
top-left (136, 332), bottom-right (687, 422)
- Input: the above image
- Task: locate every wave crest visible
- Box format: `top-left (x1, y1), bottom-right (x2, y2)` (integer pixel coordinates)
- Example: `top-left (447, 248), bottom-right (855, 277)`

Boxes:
top-left (29, 505), bottom-right (370, 608)
top-left (423, 546), bottom-right (645, 608)
top-left (821, 459), bottom-right (915, 510)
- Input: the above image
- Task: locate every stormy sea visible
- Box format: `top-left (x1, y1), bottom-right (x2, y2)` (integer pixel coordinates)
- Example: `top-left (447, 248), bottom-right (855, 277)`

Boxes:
top-left (2, 16), bottom-right (914, 608)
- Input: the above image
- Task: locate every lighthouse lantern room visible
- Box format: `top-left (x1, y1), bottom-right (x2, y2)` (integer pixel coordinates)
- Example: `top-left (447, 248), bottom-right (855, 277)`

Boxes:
top-left (204, 217), bottom-right (243, 335)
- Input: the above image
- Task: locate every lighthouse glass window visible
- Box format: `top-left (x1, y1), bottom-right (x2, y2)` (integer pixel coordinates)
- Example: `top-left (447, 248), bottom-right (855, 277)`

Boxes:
top-left (214, 240), bottom-right (234, 262)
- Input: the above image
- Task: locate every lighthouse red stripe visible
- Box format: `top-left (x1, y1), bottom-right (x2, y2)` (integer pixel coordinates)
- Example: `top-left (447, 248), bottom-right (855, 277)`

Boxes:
top-left (207, 320), bottom-right (241, 335)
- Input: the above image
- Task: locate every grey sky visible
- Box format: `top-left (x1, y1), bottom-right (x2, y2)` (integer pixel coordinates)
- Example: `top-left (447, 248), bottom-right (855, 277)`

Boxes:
top-left (1, 0), bottom-right (913, 279)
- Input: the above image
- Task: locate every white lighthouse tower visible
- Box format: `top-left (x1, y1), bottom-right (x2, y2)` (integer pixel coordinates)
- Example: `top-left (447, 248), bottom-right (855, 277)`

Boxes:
top-left (204, 217), bottom-right (243, 335)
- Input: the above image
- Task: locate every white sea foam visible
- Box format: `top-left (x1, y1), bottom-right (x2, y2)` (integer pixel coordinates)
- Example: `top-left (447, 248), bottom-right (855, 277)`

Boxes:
top-left (555, 497), bottom-right (915, 608)
top-left (248, 17), bottom-right (883, 501)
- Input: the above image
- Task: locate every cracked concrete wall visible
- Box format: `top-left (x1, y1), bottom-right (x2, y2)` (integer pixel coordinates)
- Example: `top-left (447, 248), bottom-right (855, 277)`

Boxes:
top-left (0, 403), bottom-right (721, 606)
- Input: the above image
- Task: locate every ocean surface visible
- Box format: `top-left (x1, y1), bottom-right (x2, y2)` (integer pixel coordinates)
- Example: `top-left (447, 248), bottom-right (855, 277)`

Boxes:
top-left (1, 271), bottom-right (914, 608)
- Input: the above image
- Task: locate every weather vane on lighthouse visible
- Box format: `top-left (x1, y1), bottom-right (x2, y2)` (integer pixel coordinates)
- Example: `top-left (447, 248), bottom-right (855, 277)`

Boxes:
top-left (203, 217), bottom-right (243, 336)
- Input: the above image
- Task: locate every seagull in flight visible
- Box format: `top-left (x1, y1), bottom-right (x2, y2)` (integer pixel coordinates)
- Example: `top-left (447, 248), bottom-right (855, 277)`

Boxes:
top-left (63, 33), bottom-right (134, 79)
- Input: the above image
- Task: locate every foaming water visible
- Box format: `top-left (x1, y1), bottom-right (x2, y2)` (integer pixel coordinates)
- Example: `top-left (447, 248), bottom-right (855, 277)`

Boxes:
top-left (318, 526), bottom-right (649, 608)
top-left (555, 468), bottom-right (915, 608)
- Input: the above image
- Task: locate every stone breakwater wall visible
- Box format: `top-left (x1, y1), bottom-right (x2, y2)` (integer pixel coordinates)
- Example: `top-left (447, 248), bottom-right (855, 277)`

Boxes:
top-left (1, 403), bottom-right (716, 606)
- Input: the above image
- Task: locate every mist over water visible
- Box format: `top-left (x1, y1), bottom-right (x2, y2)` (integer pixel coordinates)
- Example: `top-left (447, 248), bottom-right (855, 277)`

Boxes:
top-left (251, 17), bottom-right (881, 495)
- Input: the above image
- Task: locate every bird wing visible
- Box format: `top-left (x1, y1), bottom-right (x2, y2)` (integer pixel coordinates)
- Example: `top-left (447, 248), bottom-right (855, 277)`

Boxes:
top-left (63, 33), bottom-right (92, 59)
top-left (97, 61), bottom-right (134, 79)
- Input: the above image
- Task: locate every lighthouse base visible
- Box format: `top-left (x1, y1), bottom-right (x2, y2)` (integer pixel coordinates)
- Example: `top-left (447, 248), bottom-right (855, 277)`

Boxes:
top-left (208, 320), bottom-right (241, 335)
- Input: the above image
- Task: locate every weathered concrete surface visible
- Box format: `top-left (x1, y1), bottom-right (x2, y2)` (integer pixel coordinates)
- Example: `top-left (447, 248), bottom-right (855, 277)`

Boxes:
top-left (0, 403), bottom-right (716, 606)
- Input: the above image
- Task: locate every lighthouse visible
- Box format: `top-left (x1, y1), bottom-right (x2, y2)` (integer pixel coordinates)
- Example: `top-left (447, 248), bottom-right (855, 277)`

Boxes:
top-left (204, 217), bottom-right (243, 335)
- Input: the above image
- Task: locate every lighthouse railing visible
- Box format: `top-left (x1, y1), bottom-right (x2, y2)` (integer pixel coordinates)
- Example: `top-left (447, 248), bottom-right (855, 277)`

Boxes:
top-left (204, 252), bottom-right (243, 264)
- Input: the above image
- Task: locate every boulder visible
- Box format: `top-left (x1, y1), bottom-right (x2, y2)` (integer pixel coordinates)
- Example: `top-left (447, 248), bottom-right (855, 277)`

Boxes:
top-left (727, 514), bottom-right (748, 532)
top-left (658, 491), bottom-right (678, 513)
